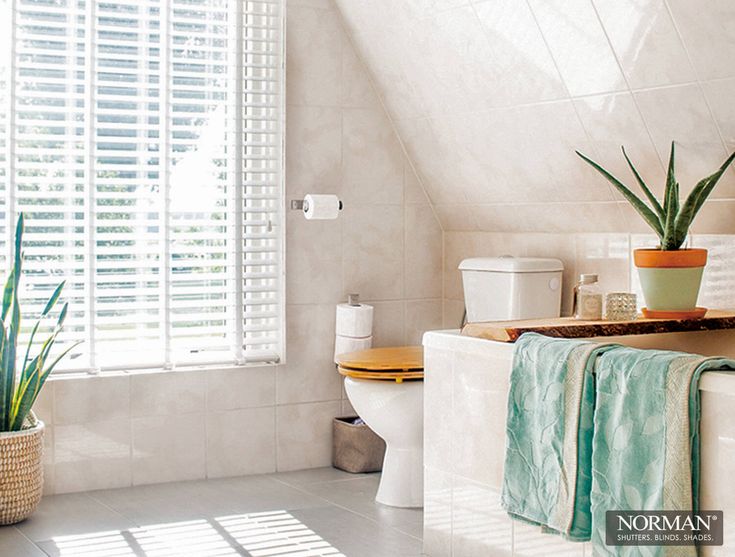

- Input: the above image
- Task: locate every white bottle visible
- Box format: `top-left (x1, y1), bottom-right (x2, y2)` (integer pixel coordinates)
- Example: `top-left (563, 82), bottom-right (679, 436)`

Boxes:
top-left (573, 274), bottom-right (603, 320)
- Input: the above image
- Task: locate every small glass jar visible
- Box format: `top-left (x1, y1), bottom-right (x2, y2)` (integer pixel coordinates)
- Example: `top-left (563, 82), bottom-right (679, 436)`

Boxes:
top-left (573, 274), bottom-right (603, 320)
top-left (605, 292), bottom-right (638, 321)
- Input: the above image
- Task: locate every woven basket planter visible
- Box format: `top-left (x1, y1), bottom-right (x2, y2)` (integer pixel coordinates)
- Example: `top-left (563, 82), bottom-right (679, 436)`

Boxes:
top-left (0, 419), bottom-right (44, 525)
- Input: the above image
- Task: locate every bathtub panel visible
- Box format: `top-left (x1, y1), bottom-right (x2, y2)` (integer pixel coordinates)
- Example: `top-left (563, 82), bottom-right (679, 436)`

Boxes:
top-left (424, 466), bottom-right (453, 557)
top-left (425, 347), bottom-right (454, 473)
top-left (451, 477), bottom-right (512, 557)
top-left (423, 329), bottom-right (735, 557)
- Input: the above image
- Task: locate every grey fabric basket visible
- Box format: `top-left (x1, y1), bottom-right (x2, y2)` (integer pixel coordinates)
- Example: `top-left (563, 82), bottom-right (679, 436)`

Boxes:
top-left (332, 416), bottom-right (386, 474)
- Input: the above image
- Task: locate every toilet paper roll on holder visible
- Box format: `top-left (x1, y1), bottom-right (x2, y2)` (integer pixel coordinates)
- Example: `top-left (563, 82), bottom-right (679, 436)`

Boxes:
top-left (289, 197), bottom-right (343, 211)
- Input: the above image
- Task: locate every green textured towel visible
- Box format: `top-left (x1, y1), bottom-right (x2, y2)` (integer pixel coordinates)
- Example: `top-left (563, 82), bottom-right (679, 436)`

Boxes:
top-left (591, 347), bottom-right (735, 556)
top-left (501, 333), bottom-right (618, 540)
top-left (502, 332), bottom-right (735, 556)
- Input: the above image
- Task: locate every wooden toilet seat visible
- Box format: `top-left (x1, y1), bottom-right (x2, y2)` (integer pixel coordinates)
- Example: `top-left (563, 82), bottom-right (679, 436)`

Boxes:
top-left (336, 346), bottom-right (424, 383)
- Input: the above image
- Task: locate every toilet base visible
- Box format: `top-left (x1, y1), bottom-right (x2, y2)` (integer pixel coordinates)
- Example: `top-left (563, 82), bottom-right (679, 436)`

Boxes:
top-left (342, 376), bottom-right (424, 509)
top-left (376, 445), bottom-right (423, 508)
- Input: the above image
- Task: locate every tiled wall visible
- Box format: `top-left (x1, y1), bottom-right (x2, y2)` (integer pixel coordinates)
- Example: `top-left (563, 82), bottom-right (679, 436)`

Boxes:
top-left (442, 232), bottom-right (735, 326)
top-left (335, 0), bottom-right (735, 235)
top-left (35, 0), bottom-right (443, 495)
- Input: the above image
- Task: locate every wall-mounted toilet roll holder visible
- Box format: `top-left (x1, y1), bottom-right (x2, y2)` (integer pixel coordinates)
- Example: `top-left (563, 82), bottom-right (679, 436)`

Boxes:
top-left (289, 197), bottom-right (343, 211)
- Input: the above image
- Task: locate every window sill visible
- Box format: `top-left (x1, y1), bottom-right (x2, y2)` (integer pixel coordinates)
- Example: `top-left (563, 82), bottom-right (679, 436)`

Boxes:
top-left (47, 359), bottom-right (284, 382)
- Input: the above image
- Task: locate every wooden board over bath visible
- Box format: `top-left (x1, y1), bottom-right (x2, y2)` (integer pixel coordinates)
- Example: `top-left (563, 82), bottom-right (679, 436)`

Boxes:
top-left (461, 309), bottom-right (735, 343)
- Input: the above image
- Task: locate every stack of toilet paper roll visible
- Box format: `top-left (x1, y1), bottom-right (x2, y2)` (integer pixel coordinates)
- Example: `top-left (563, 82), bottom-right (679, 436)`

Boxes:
top-left (334, 302), bottom-right (373, 363)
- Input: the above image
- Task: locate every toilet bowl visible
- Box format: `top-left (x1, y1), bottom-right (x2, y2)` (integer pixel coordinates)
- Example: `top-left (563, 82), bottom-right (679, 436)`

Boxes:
top-left (337, 346), bottom-right (424, 508)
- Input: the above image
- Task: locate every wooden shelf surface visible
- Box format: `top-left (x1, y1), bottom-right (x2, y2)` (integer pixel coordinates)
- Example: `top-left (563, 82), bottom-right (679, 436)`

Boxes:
top-left (461, 309), bottom-right (735, 343)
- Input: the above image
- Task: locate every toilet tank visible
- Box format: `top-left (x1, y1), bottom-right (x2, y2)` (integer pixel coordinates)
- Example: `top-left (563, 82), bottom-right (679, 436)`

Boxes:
top-left (459, 256), bottom-right (563, 322)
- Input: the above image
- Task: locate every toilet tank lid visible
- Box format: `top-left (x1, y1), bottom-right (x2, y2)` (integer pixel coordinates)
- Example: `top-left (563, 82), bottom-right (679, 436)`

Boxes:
top-left (459, 256), bottom-right (563, 273)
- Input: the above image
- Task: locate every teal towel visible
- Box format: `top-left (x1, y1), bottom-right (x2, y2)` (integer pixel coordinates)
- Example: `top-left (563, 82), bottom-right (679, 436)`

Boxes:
top-left (501, 333), bottom-right (618, 541)
top-left (591, 347), bottom-right (735, 556)
top-left (502, 332), bottom-right (735, 555)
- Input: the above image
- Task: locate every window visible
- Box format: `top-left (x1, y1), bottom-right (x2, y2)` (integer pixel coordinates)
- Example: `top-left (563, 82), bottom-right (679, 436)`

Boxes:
top-left (0, 0), bottom-right (285, 372)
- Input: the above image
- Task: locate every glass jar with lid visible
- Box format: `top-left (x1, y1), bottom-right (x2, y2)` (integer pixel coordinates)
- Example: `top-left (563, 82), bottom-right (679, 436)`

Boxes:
top-left (573, 274), bottom-right (603, 320)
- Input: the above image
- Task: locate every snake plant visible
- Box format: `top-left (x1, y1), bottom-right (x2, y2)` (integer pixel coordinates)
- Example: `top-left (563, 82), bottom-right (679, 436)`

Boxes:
top-left (577, 142), bottom-right (735, 250)
top-left (0, 214), bottom-right (79, 432)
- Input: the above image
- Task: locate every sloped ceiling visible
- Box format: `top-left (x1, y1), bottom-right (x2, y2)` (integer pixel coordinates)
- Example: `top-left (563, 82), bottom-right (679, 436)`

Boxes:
top-left (334, 0), bottom-right (735, 234)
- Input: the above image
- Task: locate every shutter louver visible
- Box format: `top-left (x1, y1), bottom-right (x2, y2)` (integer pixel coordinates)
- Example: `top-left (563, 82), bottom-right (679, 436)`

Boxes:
top-left (0, 0), bottom-right (284, 372)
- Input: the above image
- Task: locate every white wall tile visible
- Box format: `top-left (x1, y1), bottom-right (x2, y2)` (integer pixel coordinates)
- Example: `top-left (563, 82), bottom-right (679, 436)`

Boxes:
top-left (691, 235), bottom-right (735, 309)
top-left (634, 85), bottom-right (734, 198)
top-left (285, 105), bottom-right (342, 197)
top-left (508, 101), bottom-right (611, 204)
top-left (130, 370), bottom-right (205, 418)
top-left (667, 0), bottom-right (735, 81)
top-left (341, 33), bottom-right (380, 109)
top-left (286, 6), bottom-right (343, 106)
top-left (54, 419), bottom-right (131, 493)
top-left (529, 0), bottom-right (626, 96)
top-left (341, 107), bottom-right (404, 205)
top-left (443, 299), bottom-right (465, 329)
top-left (277, 304), bottom-right (342, 404)
top-left (206, 407), bottom-right (276, 478)
top-left (54, 375), bottom-right (130, 426)
top-left (286, 212), bottom-right (343, 305)
top-left (132, 413), bottom-right (206, 485)
top-left (472, 0), bottom-right (566, 107)
top-left (405, 204), bottom-right (443, 299)
top-left (276, 401), bottom-right (341, 471)
top-left (471, 202), bottom-right (627, 234)
top-left (342, 205), bottom-right (405, 301)
top-left (574, 92), bottom-right (666, 198)
top-left (575, 234), bottom-right (631, 295)
top-left (287, 0), bottom-right (334, 12)
top-left (397, 117), bottom-right (473, 205)
top-left (206, 367), bottom-right (276, 412)
top-left (368, 301), bottom-right (406, 347)
top-left (703, 78), bottom-right (735, 150)
top-left (404, 162), bottom-right (430, 206)
top-left (594, 0), bottom-right (695, 88)
top-left (434, 205), bottom-right (478, 232)
top-left (42, 426), bottom-right (54, 496)
top-left (336, 0), bottom-right (735, 237)
top-left (405, 300), bottom-right (443, 346)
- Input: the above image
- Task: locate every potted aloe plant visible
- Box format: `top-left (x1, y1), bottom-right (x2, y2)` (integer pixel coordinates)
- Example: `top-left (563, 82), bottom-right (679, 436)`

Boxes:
top-left (0, 214), bottom-right (78, 524)
top-left (577, 142), bottom-right (735, 318)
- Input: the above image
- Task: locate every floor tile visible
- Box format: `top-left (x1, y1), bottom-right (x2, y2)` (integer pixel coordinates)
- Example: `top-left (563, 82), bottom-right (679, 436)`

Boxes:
top-left (6, 469), bottom-right (423, 556)
top-left (0, 527), bottom-right (46, 557)
top-left (297, 475), bottom-right (424, 539)
top-left (290, 506), bottom-right (424, 557)
top-left (88, 475), bottom-right (326, 526)
top-left (272, 466), bottom-right (370, 487)
top-left (15, 492), bottom-right (135, 544)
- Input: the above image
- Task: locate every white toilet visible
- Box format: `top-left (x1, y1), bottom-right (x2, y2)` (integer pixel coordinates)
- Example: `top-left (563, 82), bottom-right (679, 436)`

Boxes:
top-left (337, 346), bottom-right (424, 508)
top-left (337, 256), bottom-right (564, 508)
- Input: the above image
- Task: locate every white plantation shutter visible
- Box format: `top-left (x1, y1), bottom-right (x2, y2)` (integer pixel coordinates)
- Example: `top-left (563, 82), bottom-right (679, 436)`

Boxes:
top-left (0, 0), bottom-right (285, 372)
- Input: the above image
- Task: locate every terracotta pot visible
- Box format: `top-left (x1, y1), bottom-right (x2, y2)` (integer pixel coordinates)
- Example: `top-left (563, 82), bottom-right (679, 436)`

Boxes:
top-left (633, 248), bottom-right (707, 316)
top-left (0, 420), bottom-right (45, 525)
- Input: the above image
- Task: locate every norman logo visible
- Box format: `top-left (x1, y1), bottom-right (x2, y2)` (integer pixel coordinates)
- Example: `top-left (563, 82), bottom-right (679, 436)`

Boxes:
top-left (606, 511), bottom-right (723, 546)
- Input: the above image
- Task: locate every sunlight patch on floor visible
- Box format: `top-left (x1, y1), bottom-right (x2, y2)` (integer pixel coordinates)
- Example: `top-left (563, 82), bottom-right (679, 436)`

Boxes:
top-left (49, 510), bottom-right (344, 557)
